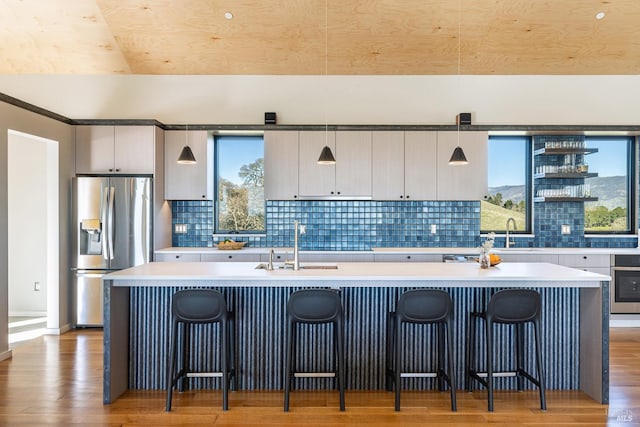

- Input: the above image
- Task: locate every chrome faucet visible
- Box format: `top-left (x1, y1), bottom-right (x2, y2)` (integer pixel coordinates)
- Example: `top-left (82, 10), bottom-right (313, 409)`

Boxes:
top-left (267, 249), bottom-right (275, 270)
top-left (292, 220), bottom-right (306, 270)
top-left (505, 217), bottom-right (517, 248)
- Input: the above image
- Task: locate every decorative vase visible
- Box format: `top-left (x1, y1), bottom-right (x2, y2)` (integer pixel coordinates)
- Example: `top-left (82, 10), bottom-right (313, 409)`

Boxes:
top-left (479, 248), bottom-right (490, 269)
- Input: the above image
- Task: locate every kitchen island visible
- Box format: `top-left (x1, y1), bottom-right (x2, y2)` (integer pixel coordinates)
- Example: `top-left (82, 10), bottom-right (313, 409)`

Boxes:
top-left (103, 262), bottom-right (610, 406)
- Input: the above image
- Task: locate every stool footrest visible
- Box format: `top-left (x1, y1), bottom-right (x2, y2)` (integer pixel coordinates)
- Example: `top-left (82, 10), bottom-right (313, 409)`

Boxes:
top-left (186, 372), bottom-right (223, 378)
top-left (474, 371), bottom-right (517, 378)
top-left (293, 372), bottom-right (336, 378)
top-left (400, 372), bottom-right (438, 378)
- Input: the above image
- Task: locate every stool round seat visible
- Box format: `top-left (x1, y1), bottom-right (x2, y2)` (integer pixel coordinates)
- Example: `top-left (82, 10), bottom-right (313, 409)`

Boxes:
top-left (466, 288), bottom-right (546, 412)
top-left (284, 289), bottom-right (345, 412)
top-left (165, 289), bottom-right (235, 412)
top-left (386, 289), bottom-right (457, 412)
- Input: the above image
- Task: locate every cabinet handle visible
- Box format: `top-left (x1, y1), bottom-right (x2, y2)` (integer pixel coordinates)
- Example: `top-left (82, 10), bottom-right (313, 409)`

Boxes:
top-left (228, 255), bottom-right (233, 259)
top-left (175, 255), bottom-right (180, 259)
top-left (330, 191), bottom-right (334, 195)
top-left (115, 168), bottom-right (120, 172)
top-left (202, 195), bottom-right (206, 199)
top-left (406, 255), bottom-right (411, 260)
top-left (406, 195), bottom-right (410, 199)
top-left (399, 195), bottom-right (403, 199)
top-left (583, 256), bottom-right (587, 260)
top-left (337, 191), bottom-right (341, 195)
top-left (109, 168), bottom-right (114, 172)
top-left (294, 195), bottom-right (297, 199)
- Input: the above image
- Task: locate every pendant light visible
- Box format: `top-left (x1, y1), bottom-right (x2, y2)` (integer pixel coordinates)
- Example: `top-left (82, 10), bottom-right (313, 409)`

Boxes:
top-left (448, 0), bottom-right (468, 166)
top-left (177, 124), bottom-right (197, 164)
top-left (317, 0), bottom-right (336, 165)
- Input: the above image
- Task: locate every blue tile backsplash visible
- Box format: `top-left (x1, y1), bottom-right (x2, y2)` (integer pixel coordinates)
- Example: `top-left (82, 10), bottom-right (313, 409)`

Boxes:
top-left (171, 200), bottom-right (637, 250)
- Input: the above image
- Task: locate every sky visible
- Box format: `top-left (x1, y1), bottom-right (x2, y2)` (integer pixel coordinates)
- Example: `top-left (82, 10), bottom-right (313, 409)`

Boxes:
top-left (488, 136), bottom-right (628, 188)
top-left (216, 135), bottom-right (264, 185)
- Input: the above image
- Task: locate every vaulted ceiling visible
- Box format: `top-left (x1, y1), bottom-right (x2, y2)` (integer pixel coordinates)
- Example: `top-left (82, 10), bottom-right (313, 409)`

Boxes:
top-left (2, 0), bottom-right (640, 76)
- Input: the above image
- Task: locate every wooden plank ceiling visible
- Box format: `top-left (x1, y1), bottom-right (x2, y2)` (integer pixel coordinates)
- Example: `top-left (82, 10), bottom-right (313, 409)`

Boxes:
top-left (1, 0), bottom-right (639, 75)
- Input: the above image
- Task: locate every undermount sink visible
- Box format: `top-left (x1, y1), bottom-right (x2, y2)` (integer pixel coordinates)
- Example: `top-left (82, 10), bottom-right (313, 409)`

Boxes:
top-left (255, 263), bottom-right (338, 270)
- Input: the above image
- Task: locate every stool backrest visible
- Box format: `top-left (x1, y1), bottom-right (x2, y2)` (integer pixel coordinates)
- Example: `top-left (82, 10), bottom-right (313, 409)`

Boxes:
top-left (487, 289), bottom-right (541, 324)
top-left (287, 289), bottom-right (342, 323)
top-left (172, 289), bottom-right (228, 323)
top-left (396, 289), bottom-right (453, 323)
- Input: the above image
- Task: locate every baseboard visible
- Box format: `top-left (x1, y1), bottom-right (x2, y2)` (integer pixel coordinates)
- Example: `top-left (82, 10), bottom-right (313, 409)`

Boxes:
top-left (45, 323), bottom-right (73, 336)
top-left (8, 311), bottom-right (47, 317)
top-left (610, 314), bottom-right (640, 327)
top-left (0, 349), bottom-right (13, 362)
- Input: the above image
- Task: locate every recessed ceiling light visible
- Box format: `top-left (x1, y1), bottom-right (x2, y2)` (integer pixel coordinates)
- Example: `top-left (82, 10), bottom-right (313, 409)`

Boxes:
top-left (595, 12), bottom-right (605, 20)
top-left (224, 12), bottom-right (233, 20)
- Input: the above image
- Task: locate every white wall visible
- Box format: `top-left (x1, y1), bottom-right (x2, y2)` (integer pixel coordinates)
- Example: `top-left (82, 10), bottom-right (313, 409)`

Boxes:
top-left (7, 131), bottom-right (57, 316)
top-left (0, 101), bottom-right (73, 361)
top-left (0, 75), bottom-right (639, 126)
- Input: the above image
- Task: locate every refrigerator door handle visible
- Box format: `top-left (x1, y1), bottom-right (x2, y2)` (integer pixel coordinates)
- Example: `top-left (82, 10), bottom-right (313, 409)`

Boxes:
top-left (101, 187), bottom-right (109, 260)
top-left (108, 186), bottom-right (115, 260)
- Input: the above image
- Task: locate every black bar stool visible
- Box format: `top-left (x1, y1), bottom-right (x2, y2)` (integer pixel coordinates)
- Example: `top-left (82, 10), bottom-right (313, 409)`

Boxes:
top-left (165, 289), bottom-right (236, 411)
top-left (284, 289), bottom-right (345, 412)
top-left (466, 288), bottom-right (546, 412)
top-left (385, 289), bottom-right (457, 412)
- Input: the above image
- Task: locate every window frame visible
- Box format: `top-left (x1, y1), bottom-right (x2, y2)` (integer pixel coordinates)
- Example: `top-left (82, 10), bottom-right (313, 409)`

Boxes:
top-left (583, 135), bottom-right (636, 235)
top-left (213, 134), bottom-right (266, 234)
top-left (481, 135), bottom-right (533, 235)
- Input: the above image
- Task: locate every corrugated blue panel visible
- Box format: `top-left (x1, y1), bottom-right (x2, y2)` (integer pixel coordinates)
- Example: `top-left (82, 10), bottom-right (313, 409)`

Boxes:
top-left (129, 286), bottom-right (580, 392)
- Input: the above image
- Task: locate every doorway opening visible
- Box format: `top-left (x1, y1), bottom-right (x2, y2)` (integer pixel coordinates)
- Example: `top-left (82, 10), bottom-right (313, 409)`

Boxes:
top-left (7, 130), bottom-right (59, 346)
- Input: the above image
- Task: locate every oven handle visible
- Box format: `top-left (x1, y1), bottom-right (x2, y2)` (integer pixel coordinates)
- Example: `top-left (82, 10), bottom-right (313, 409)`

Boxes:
top-left (611, 267), bottom-right (640, 271)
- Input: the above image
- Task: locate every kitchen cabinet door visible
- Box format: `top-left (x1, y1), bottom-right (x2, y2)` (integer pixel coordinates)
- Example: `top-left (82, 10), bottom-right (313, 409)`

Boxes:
top-left (436, 131), bottom-right (488, 200)
top-left (264, 130), bottom-right (299, 200)
top-left (164, 130), bottom-right (213, 200)
top-left (155, 253), bottom-right (201, 262)
top-left (114, 126), bottom-right (155, 174)
top-left (404, 131), bottom-right (437, 200)
top-left (335, 131), bottom-right (372, 198)
top-left (298, 131), bottom-right (336, 197)
top-left (76, 125), bottom-right (156, 174)
top-left (372, 131), bottom-right (405, 200)
top-left (76, 125), bottom-right (115, 174)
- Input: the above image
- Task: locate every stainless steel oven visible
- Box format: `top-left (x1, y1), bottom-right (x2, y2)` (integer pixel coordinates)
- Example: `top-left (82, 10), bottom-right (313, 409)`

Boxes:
top-left (611, 255), bottom-right (640, 314)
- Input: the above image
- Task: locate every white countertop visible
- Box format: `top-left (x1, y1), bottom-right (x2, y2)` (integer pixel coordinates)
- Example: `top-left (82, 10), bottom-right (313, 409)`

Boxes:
top-left (106, 261), bottom-right (609, 288)
top-left (155, 246), bottom-right (640, 255)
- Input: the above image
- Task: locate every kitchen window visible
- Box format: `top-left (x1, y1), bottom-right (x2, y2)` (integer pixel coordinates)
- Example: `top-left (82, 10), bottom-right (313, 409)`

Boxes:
top-left (584, 136), bottom-right (635, 234)
top-left (481, 135), bottom-right (532, 234)
top-left (214, 135), bottom-right (265, 233)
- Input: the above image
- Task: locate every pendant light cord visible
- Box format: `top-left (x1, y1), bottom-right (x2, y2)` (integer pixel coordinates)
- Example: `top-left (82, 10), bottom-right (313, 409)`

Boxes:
top-left (325, 0), bottom-right (328, 144)
top-left (456, 0), bottom-right (461, 147)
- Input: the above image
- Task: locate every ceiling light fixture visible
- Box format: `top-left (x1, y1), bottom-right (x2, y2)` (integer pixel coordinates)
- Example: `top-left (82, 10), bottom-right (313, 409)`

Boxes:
top-left (177, 124), bottom-right (197, 164)
top-left (224, 12), bottom-right (233, 20)
top-left (448, 0), bottom-right (469, 166)
top-left (317, 0), bottom-right (336, 165)
top-left (595, 12), bottom-right (605, 20)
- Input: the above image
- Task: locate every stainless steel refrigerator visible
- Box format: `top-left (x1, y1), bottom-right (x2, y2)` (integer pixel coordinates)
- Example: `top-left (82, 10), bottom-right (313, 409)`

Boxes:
top-left (72, 176), bottom-right (152, 326)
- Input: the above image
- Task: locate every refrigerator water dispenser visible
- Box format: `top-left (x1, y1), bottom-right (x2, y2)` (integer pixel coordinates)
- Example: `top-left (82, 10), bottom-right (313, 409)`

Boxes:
top-left (80, 219), bottom-right (102, 255)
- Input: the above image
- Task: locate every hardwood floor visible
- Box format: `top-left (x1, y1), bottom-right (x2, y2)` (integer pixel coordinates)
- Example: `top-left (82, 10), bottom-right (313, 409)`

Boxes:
top-left (0, 328), bottom-right (637, 426)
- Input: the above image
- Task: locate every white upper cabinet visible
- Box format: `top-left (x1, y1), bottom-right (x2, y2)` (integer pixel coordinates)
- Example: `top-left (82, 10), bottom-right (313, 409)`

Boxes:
top-left (335, 131), bottom-right (372, 198)
top-left (404, 131), bottom-right (437, 200)
top-left (164, 130), bottom-right (213, 200)
top-left (372, 131), bottom-right (405, 200)
top-left (264, 130), bottom-right (299, 200)
top-left (298, 131), bottom-right (336, 197)
top-left (372, 131), bottom-right (436, 200)
top-left (299, 131), bottom-right (372, 198)
top-left (76, 125), bottom-right (155, 174)
top-left (436, 131), bottom-right (488, 200)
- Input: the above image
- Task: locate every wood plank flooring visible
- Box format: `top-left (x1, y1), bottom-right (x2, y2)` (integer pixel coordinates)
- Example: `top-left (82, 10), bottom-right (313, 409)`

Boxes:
top-left (0, 328), bottom-right (638, 426)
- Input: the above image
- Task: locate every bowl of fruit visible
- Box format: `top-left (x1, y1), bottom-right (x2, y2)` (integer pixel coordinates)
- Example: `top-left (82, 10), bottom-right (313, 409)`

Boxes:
top-left (216, 239), bottom-right (247, 250)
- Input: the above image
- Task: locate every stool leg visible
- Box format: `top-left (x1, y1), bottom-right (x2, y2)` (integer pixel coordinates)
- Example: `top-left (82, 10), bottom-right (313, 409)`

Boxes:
top-left (179, 323), bottom-right (189, 393)
top-left (394, 317), bottom-right (402, 411)
top-left (284, 319), bottom-right (293, 412)
top-left (533, 319), bottom-right (547, 411)
top-left (165, 318), bottom-right (179, 412)
top-left (336, 319), bottom-right (346, 411)
top-left (385, 313), bottom-right (394, 392)
top-left (437, 323), bottom-right (445, 392)
top-left (445, 318), bottom-right (457, 412)
top-left (221, 319), bottom-right (229, 411)
top-left (229, 312), bottom-right (237, 392)
top-left (515, 323), bottom-right (525, 391)
top-left (465, 314), bottom-right (475, 392)
top-left (486, 319), bottom-right (494, 412)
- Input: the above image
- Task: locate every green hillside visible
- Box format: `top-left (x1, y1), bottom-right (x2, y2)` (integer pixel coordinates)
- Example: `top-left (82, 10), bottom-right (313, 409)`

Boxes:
top-left (481, 201), bottom-right (526, 232)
